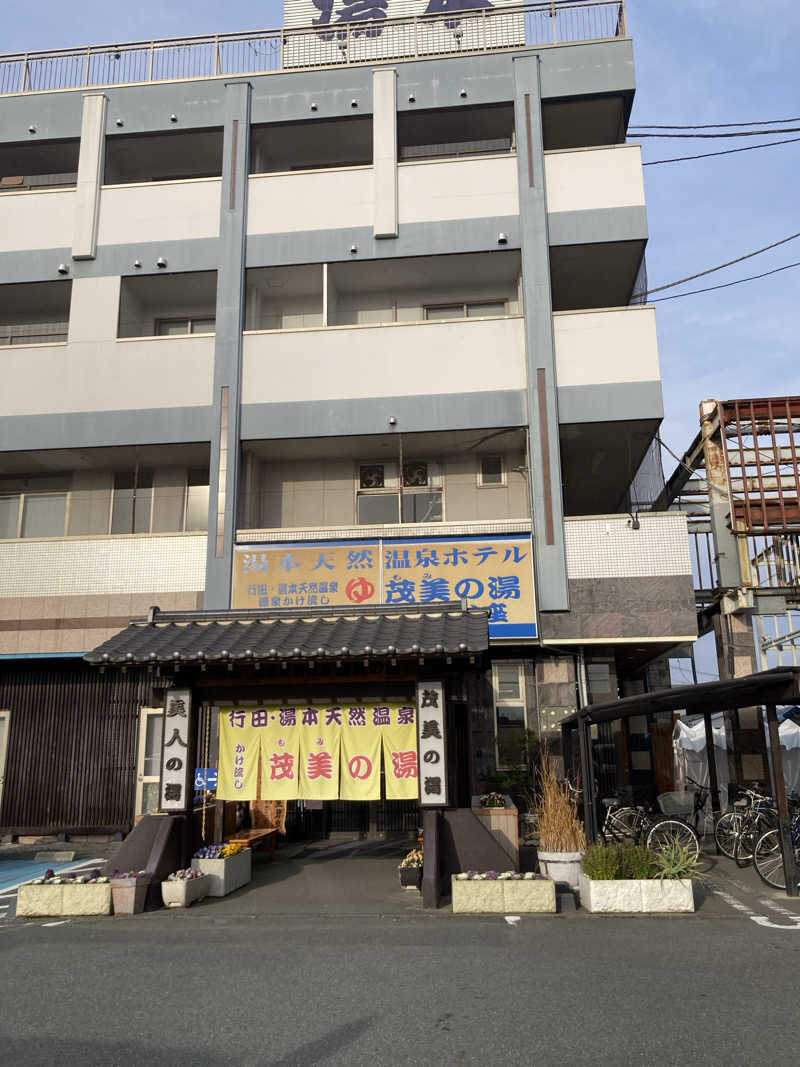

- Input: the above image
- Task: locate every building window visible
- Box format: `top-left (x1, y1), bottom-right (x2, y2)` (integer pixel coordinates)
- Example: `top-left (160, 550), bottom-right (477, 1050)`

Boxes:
top-left (356, 462), bottom-right (443, 525)
top-left (0, 481), bottom-right (69, 539)
top-left (479, 455), bottom-right (504, 486)
top-left (424, 301), bottom-right (506, 321)
top-left (492, 661), bottom-right (527, 767)
top-left (155, 317), bottom-right (215, 336)
top-left (185, 468), bottom-right (210, 532)
top-left (111, 470), bottom-right (154, 534)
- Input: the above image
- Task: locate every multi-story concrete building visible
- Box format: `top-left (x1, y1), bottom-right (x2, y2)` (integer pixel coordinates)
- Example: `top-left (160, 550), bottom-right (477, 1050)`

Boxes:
top-left (0, 2), bottom-right (695, 846)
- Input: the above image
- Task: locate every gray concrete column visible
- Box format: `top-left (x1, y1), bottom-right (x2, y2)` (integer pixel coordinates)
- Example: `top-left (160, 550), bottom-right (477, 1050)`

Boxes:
top-left (204, 80), bottom-right (252, 609)
top-left (512, 55), bottom-right (569, 612)
top-left (72, 93), bottom-right (107, 260)
top-left (373, 68), bottom-right (398, 239)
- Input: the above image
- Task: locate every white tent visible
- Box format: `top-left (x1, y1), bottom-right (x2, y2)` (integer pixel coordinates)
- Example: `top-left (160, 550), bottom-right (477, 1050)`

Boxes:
top-left (673, 713), bottom-right (800, 806)
top-left (673, 716), bottom-right (730, 824)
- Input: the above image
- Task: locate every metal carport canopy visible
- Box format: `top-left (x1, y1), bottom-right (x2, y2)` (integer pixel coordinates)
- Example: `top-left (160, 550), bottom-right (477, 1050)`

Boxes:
top-left (561, 667), bottom-right (800, 896)
top-left (561, 667), bottom-right (800, 726)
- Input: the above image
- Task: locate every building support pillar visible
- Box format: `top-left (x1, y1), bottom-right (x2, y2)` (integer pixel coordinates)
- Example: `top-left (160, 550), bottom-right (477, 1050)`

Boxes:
top-left (512, 55), bottom-right (569, 612)
top-left (205, 81), bottom-right (252, 609)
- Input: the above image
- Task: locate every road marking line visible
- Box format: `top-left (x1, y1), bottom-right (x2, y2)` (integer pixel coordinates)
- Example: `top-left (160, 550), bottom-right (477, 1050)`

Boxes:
top-left (750, 916), bottom-right (800, 930)
top-left (758, 898), bottom-right (800, 922)
top-left (41, 920), bottom-right (70, 927)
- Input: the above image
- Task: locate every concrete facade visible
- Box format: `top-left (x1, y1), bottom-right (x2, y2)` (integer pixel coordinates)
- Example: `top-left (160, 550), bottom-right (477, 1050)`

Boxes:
top-left (0, 13), bottom-right (694, 831)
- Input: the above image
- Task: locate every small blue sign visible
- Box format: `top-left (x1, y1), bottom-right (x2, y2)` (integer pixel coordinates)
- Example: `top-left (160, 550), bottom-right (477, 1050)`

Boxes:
top-left (194, 767), bottom-right (218, 791)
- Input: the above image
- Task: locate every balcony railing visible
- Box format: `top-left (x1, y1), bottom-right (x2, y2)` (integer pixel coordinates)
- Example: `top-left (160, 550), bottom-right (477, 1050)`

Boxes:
top-left (0, 1), bottom-right (627, 96)
top-left (690, 526), bottom-right (800, 599)
top-left (0, 321), bottom-right (68, 345)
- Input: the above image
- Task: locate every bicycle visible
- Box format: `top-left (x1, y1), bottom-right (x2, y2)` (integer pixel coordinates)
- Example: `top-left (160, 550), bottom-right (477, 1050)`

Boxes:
top-left (713, 786), bottom-right (774, 861)
top-left (753, 813), bottom-right (800, 891)
top-left (599, 793), bottom-right (702, 859)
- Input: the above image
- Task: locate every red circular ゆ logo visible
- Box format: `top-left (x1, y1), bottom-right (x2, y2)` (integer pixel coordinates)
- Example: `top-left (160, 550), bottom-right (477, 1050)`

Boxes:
top-left (345, 577), bottom-right (375, 604)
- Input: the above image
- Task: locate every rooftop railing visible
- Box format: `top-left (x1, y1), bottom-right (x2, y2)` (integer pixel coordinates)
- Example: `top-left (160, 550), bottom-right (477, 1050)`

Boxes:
top-left (0, 1), bottom-right (626, 96)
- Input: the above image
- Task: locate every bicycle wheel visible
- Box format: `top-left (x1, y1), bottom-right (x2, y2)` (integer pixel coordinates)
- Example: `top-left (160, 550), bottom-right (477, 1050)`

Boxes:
top-left (646, 818), bottom-right (700, 859)
top-left (714, 811), bottom-right (742, 859)
top-left (734, 813), bottom-right (774, 867)
top-left (599, 806), bottom-right (639, 844)
top-left (753, 829), bottom-right (786, 890)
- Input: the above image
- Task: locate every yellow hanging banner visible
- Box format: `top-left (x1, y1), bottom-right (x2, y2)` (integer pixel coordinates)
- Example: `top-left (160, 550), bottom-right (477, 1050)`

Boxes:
top-left (217, 708), bottom-right (262, 800)
top-left (218, 704), bottom-right (419, 802)
top-left (298, 725), bottom-right (342, 800)
top-left (340, 719), bottom-right (383, 801)
top-left (259, 714), bottom-right (302, 801)
top-left (383, 705), bottom-right (420, 801)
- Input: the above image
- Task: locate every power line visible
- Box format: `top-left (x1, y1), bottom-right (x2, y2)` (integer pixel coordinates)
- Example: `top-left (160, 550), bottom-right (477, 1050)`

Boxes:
top-left (649, 260), bottom-right (800, 303)
top-left (643, 135), bottom-right (800, 165)
top-left (646, 231), bottom-right (800, 295)
top-left (631, 117), bottom-right (800, 129)
top-left (636, 127), bottom-right (800, 138)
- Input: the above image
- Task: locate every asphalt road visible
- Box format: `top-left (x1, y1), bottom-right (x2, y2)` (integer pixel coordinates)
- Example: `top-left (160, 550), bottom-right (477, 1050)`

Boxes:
top-left (2, 901), bottom-right (799, 1067)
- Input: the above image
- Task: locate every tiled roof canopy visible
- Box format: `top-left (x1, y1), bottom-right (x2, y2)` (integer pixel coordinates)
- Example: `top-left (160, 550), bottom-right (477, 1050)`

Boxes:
top-left (84, 603), bottom-right (489, 666)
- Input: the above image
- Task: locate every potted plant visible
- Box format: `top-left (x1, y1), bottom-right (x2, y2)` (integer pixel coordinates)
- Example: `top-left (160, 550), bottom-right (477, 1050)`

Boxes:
top-left (110, 869), bottom-right (151, 916)
top-left (478, 792), bottom-right (506, 808)
top-left (535, 755), bottom-right (586, 890)
top-left (17, 868), bottom-right (111, 917)
top-left (578, 842), bottom-right (697, 913)
top-left (451, 870), bottom-right (556, 913)
top-left (161, 868), bottom-right (211, 909)
top-left (398, 848), bottom-right (423, 889)
top-left (191, 842), bottom-right (252, 897)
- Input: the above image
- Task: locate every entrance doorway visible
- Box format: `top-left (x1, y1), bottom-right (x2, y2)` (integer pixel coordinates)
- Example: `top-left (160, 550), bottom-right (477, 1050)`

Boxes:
top-left (134, 706), bottom-right (163, 818)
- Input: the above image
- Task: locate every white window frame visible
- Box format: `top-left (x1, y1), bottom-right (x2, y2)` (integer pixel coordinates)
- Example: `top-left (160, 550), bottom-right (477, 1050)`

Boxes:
top-left (491, 660), bottom-right (527, 769)
top-left (155, 316), bottom-right (216, 336)
top-left (0, 489), bottom-right (70, 539)
top-left (477, 454), bottom-right (506, 488)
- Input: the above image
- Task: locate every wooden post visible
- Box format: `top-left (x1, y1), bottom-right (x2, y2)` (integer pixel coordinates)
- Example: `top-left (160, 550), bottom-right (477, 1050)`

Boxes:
top-left (703, 708), bottom-right (721, 850)
top-left (764, 703), bottom-right (799, 896)
top-left (421, 808), bottom-right (441, 908)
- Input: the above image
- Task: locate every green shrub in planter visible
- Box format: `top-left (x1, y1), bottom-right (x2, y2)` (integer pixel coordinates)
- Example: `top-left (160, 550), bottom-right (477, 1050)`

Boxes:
top-left (651, 841), bottom-right (701, 881)
top-left (581, 844), bottom-right (620, 880)
top-left (617, 843), bottom-right (657, 880)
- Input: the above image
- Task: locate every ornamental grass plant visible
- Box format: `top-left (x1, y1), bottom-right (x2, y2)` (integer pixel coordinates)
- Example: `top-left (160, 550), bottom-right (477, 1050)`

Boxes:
top-left (535, 752), bottom-right (587, 854)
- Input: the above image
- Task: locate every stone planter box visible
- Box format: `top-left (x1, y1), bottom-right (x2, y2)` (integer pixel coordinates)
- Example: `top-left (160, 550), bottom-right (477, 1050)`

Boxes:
top-left (161, 875), bottom-right (211, 909)
top-left (451, 877), bottom-right (556, 914)
top-left (111, 876), bottom-right (150, 916)
top-left (538, 850), bottom-right (584, 890)
top-left (191, 849), bottom-right (252, 897)
top-left (579, 872), bottom-right (695, 914)
top-left (17, 882), bottom-right (112, 917)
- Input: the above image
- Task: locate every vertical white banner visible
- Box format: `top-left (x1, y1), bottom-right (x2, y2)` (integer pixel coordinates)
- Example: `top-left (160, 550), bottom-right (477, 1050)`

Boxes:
top-left (417, 681), bottom-right (447, 806)
top-left (160, 689), bottom-right (193, 812)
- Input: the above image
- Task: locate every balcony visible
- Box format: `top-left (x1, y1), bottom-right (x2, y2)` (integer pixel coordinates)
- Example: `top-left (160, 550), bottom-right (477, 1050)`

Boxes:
top-left (248, 166), bottom-right (373, 237)
top-left (544, 144), bottom-right (644, 216)
top-left (243, 316), bottom-right (526, 407)
top-left (97, 177), bottom-right (221, 246)
top-left (553, 304), bottom-right (659, 393)
top-left (0, 2), bottom-right (629, 95)
top-left (0, 186), bottom-right (75, 254)
top-left (398, 154), bottom-right (518, 225)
